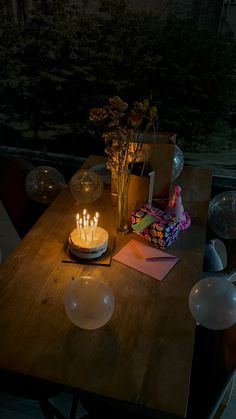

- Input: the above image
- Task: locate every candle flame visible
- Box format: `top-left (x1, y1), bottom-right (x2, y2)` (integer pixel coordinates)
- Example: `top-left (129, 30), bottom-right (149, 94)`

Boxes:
top-left (76, 210), bottom-right (98, 242)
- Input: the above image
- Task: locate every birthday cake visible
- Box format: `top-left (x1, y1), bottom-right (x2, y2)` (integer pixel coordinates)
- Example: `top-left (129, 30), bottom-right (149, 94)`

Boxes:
top-left (68, 227), bottom-right (109, 260)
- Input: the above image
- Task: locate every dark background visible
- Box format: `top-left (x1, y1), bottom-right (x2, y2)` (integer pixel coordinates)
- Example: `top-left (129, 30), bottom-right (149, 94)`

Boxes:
top-left (0, 0), bottom-right (235, 159)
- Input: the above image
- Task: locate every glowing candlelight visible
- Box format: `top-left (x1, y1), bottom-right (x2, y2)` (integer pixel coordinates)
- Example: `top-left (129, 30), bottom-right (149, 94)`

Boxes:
top-left (76, 210), bottom-right (99, 242)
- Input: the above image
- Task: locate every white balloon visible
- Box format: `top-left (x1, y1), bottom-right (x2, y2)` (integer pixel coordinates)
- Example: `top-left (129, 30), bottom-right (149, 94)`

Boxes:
top-left (189, 276), bottom-right (236, 330)
top-left (70, 169), bottom-right (103, 203)
top-left (25, 166), bottom-right (65, 203)
top-left (172, 145), bottom-right (184, 181)
top-left (64, 276), bottom-right (114, 330)
top-left (208, 190), bottom-right (236, 239)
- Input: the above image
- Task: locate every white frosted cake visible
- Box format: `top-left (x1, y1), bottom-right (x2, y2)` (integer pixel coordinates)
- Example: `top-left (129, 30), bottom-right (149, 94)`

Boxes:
top-left (68, 227), bottom-right (109, 260)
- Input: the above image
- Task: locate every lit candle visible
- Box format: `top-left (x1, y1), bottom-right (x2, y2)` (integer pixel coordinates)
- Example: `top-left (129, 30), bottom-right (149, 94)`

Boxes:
top-left (79, 217), bottom-right (83, 240)
top-left (83, 208), bottom-right (87, 224)
top-left (86, 214), bottom-right (92, 241)
top-left (84, 219), bottom-right (87, 241)
top-left (87, 219), bottom-right (92, 242)
top-left (86, 214), bottom-right (90, 240)
top-left (78, 210), bottom-right (99, 241)
top-left (90, 220), bottom-right (94, 241)
top-left (76, 213), bottom-right (80, 238)
top-left (94, 215), bottom-right (98, 240)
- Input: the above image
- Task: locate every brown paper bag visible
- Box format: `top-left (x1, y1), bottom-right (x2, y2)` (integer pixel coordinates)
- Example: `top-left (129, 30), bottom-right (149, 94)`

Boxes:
top-left (112, 132), bottom-right (176, 213)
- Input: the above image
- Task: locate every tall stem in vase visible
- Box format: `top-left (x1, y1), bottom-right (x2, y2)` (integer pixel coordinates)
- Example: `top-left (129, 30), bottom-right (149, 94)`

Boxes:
top-left (116, 169), bottom-right (131, 233)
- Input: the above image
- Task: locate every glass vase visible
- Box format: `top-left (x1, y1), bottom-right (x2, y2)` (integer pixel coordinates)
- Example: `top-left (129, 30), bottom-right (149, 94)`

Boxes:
top-left (116, 170), bottom-right (131, 233)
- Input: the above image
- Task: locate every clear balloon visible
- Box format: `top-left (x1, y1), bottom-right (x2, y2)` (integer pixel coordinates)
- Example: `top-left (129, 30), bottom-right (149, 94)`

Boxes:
top-left (208, 191), bottom-right (236, 239)
top-left (189, 276), bottom-right (236, 330)
top-left (172, 145), bottom-right (184, 181)
top-left (70, 169), bottom-right (103, 203)
top-left (25, 166), bottom-right (65, 204)
top-left (64, 276), bottom-right (114, 330)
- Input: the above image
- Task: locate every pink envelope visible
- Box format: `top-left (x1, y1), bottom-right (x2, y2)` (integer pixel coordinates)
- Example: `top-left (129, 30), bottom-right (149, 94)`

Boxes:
top-left (112, 239), bottom-right (179, 281)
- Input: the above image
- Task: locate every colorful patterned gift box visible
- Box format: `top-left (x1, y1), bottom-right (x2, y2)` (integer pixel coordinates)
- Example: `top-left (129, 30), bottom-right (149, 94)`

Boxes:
top-left (131, 204), bottom-right (182, 249)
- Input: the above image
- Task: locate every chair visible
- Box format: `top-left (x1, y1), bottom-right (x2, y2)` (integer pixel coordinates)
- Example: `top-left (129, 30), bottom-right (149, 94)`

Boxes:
top-left (186, 325), bottom-right (235, 419)
top-left (75, 324), bottom-right (236, 419)
top-left (0, 368), bottom-right (67, 419)
top-left (0, 157), bottom-right (46, 238)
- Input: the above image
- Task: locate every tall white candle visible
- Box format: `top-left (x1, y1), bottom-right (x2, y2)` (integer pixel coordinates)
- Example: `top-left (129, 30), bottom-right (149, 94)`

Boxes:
top-left (94, 215), bottom-right (98, 240)
top-left (76, 210), bottom-right (100, 242)
top-left (90, 220), bottom-right (94, 241)
top-left (83, 209), bottom-right (87, 225)
top-left (76, 213), bottom-right (80, 238)
top-left (79, 217), bottom-right (83, 240)
top-left (84, 219), bottom-right (87, 241)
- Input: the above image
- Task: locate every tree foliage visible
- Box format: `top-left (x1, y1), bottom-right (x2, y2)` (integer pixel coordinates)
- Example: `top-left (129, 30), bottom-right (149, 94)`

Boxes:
top-left (0, 0), bottom-right (235, 153)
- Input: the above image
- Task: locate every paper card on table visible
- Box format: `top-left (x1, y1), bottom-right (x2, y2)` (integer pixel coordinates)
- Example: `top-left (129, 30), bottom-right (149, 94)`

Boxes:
top-left (112, 239), bottom-right (179, 281)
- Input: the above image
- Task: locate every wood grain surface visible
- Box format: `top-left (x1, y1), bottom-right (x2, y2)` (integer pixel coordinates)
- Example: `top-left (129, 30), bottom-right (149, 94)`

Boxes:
top-left (0, 156), bottom-right (212, 418)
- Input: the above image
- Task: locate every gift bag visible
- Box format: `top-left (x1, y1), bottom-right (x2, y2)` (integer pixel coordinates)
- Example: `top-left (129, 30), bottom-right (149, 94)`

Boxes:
top-left (111, 132), bottom-right (176, 215)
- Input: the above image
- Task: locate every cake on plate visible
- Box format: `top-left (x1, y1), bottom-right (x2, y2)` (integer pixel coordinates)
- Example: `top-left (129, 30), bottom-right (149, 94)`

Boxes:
top-left (68, 227), bottom-right (109, 260)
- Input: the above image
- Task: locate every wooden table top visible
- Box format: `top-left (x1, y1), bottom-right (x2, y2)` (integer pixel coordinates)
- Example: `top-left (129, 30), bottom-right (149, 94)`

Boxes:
top-left (0, 156), bottom-right (212, 418)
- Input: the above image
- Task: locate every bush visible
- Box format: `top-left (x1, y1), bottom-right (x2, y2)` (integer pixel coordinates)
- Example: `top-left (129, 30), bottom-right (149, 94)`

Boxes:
top-left (0, 0), bottom-right (235, 154)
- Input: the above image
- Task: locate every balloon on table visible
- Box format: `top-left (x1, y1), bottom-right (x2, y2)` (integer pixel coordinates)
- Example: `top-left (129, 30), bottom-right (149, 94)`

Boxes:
top-left (70, 169), bottom-right (103, 203)
top-left (189, 276), bottom-right (236, 330)
top-left (208, 190), bottom-right (236, 239)
top-left (64, 276), bottom-right (115, 330)
top-left (25, 166), bottom-right (65, 204)
top-left (171, 145), bottom-right (184, 181)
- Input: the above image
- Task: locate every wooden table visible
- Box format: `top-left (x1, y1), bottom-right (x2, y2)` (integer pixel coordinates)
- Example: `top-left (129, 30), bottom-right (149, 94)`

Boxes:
top-left (0, 156), bottom-right (212, 418)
